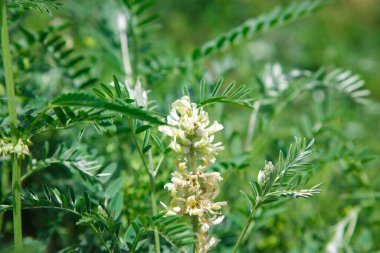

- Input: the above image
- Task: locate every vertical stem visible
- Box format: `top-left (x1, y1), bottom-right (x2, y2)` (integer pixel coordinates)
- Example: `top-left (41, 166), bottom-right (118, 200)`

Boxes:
top-left (232, 207), bottom-right (258, 253)
top-left (1, 0), bottom-right (22, 250)
top-left (120, 9), bottom-right (160, 252)
top-left (128, 118), bottom-right (161, 253)
top-left (90, 224), bottom-right (112, 253)
top-left (117, 12), bottom-right (133, 86)
top-left (192, 215), bottom-right (199, 253)
top-left (148, 151), bottom-right (161, 253)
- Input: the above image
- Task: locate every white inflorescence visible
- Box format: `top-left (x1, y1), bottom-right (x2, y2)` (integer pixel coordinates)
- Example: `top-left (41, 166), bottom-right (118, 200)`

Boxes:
top-left (257, 161), bottom-right (274, 186)
top-left (0, 138), bottom-right (30, 157)
top-left (159, 96), bottom-right (226, 252)
top-left (158, 96), bottom-right (224, 163)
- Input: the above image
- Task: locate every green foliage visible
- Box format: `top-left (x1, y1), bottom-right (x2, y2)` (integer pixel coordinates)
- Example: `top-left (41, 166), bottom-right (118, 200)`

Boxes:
top-left (240, 138), bottom-right (320, 211)
top-left (323, 68), bottom-right (370, 103)
top-left (0, 0), bottom-right (378, 252)
top-left (125, 214), bottom-right (195, 252)
top-left (18, 23), bottom-right (98, 89)
top-left (50, 92), bottom-right (162, 124)
top-left (196, 78), bottom-right (255, 108)
top-left (7, 0), bottom-right (61, 15)
top-left (192, 0), bottom-right (332, 60)
top-left (22, 142), bottom-right (109, 183)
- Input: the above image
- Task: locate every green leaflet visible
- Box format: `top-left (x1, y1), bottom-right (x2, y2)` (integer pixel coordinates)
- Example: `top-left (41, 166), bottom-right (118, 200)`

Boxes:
top-left (192, 0), bottom-right (332, 60)
top-left (50, 93), bottom-right (163, 125)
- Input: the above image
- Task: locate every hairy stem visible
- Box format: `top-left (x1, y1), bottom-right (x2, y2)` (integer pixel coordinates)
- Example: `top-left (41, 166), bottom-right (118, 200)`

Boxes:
top-left (1, 0), bottom-right (23, 250)
top-left (232, 206), bottom-right (258, 253)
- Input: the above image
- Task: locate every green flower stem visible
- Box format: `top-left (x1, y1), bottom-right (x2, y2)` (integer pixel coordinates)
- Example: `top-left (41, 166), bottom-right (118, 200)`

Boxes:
top-left (191, 215), bottom-right (199, 253)
top-left (127, 117), bottom-right (161, 253)
top-left (1, 0), bottom-right (22, 250)
top-left (232, 206), bottom-right (259, 253)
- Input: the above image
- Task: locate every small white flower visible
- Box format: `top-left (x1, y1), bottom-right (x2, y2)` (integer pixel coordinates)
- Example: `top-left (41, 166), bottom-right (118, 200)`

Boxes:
top-left (0, 138), bottom-right (30, 157)
top-left (127, 78), bottom-right (148, 108)
top-left (257, 161), bottom-right (274, 186)
top-left (161, 160), bottom-right (226, 252)
top-left (158, 96), bottom-right (224, 163)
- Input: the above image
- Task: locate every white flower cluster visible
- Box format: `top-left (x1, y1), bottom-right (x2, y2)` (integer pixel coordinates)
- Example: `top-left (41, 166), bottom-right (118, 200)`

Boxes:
top-left (127, 78), bottom-right (148, 108)
top-left (109, 78), bottom-right (148, 108)
top-left (158, 96), bottom-right (223, 163)
top-left (257, 161), bottom-right (274, 186)
top-left (159, 96), bottom-right (226, 252)
top-left (162, 160), bottom-right (227, 252)
top-left (0, 138), bottom-right (30, 157)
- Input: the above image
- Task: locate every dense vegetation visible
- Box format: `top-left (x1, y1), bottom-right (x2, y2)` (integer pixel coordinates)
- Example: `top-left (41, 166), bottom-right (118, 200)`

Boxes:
top-left (0, 0), bottom-right (379, 252)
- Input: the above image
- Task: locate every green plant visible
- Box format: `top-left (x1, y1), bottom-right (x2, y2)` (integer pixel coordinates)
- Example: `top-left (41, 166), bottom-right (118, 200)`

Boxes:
top-left (0, 0), bottom-right (378, 252)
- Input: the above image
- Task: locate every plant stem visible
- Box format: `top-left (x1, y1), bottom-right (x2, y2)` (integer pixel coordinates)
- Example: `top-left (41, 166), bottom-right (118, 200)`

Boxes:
top-left (90, 224), bottom-right (112, 253)
top-left (127, 117), bottom-right (161, 253)
top-left (192, 215), bottom-right (199, 253)
top-left (120, 9), bottom-right (160, 252)
top-left (1, 0), bottom-right (22, 250)
top-left (148, 150), bottom-right (161, 253)
top-left (232, 207), bottom-right (258, 253)
top-left (118, 11), bottom-right (133, 86)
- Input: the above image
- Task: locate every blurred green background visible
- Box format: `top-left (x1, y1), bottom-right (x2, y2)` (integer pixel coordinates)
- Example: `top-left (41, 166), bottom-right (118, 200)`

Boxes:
top-left (1, 0), bottom-right (379, 252)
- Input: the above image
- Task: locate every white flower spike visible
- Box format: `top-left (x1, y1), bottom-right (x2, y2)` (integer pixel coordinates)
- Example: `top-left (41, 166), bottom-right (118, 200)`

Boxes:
top-left (160, 96), bottom-right (226, 252)
top-left (158, 96), bottom-right (224, 163)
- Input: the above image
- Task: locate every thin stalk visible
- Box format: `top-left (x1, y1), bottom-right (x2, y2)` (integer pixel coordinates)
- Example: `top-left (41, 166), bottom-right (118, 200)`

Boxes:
top-left (1, 0), bottom-right (22, 250)
top-left (148, 150), bottom-right (160, 253)
top-left (90, 224), bottom-right (112, 253)
top-left (120, 9), bottom-right (160, 251)
top-left (117, 12), bottom-right (133, 86)
top-left (127, 117), bottom-right (160, 253)
top-left (192, 216), bottom-right (199, 253)
top-left (232, 206), bottom-right (259, 253)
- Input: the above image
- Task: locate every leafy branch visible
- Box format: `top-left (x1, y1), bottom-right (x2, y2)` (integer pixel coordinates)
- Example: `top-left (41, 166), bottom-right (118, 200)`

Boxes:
top-left (7, 0), bottom-right (61, 15)
top-left (20, 22), bottom-right (98, 88)
top-left (124, 214), bottom-right (195, 252)
top-left (233, 138), bottom-right (321, 252)
top-left (186, 78), bottom-right (255, 108)
top-left (192, 0), bottom-right (331, 60)
top-left (0, 185), bottom-right (120, 252)
top-left (323, 68), bottom-right (370, 104)
top-left (22, 143), bottom-right (111, 183)
top-left (49, 76), bottom-right (163, 125)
